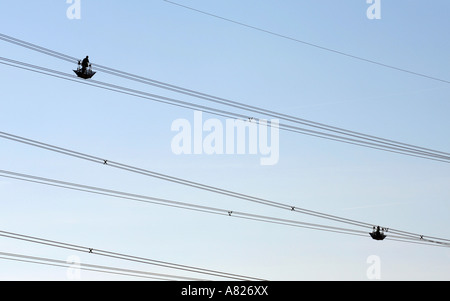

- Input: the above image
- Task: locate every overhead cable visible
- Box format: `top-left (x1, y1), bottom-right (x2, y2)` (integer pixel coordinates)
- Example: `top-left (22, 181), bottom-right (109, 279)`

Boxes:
top-left (0, 57), bottom-right (449, 164)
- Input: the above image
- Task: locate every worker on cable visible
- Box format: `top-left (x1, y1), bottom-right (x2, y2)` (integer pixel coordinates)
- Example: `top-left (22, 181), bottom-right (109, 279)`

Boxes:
top-left (81, 55), bottom-right (90, 74)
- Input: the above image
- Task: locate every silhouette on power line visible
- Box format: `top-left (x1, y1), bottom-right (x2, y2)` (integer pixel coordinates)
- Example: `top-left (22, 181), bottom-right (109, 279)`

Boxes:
top-left (74, 55), bottom-right (96, 79)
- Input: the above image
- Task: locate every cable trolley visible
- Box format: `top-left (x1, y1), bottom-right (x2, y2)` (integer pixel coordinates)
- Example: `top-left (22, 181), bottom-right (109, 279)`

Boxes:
top-left (74, 55), bottom-right (96, 79)
top-left (370, 226), bottom-right (387, 241)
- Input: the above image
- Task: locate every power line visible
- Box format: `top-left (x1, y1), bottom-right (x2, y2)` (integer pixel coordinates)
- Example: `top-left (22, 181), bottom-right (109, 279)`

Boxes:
top-left (0, 19), bottom-right (447, 280)
top-left (0, 131), bottom-right (377, 229)
top-left (1, 56), bottom-right (449, 164)
top-left (2, 130), bottom-right (450, 246)
top-left (0, 229), bottom-right (264, 281)
top-left (84, 62), bottom-right (450, 162)
top-left (0, 33), bottom-right (449, 163)
top-left (1, 130), bottom-right (449, 245)
top-left (0, 169), bottom-right (372, 238)
top-left (0, 251), bottom-right (206, 281)
top-left (1, 169), bottom-right (449, 248)
top-left (163, 1), bottom-right (450, 85)
top-left (0, 37), bottom-right (448, 246)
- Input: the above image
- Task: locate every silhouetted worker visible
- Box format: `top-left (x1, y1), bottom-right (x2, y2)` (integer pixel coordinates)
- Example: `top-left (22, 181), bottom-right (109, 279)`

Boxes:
top-left (81, 56), bottom-right (89, 74)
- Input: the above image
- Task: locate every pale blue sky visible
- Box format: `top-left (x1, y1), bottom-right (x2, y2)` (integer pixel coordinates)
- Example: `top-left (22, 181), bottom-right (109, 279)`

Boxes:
top-left (0, 0), bottom-right (449, 281)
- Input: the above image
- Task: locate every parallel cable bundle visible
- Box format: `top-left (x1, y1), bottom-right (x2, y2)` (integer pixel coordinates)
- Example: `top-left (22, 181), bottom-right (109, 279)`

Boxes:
top-left (1, 31), bottom-right (449, 281)
top-left (0, 33), bottom-right (449, 163)
top-left (0, 132), bottom-right (449, 248)
top-left (0, 251), bottom-right (206, 281)
top-left (0, 230), bottom-right (265, 281)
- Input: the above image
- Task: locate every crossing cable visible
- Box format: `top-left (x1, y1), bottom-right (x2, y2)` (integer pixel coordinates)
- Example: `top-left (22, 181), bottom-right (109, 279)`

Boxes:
top-left (0, 57), bottom-right (449, 164)
top-left (0, 33), bottom-right (449, 162)
top-left (1, 169), bottom-right (449, 248)
top-left (1, 130), bottom-right (450, 244)
top-left (0, 251), bottom-right (206, 281)
top-left (0, 229), bottom-right (264, 281)
top-left (163, 0), bottom-right (450, 85)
